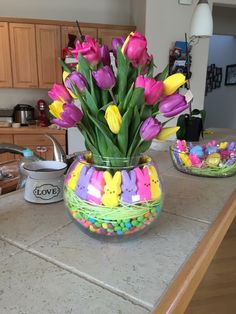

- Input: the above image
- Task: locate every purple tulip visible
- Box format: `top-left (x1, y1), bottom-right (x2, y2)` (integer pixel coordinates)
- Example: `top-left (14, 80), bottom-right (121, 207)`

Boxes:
top-left (140, 117), bottom-right (162, 141)
top-left (48, 83), bottom-right (71, 102)
top-left (100, 44), bottom-right (111, 66)
top-left (64, 71), bottom-right (88, 94)
top-left (92, 66), bottom-right (116, 90)
top-left (159, 93), bottom-right (189, 118)
top-left (111, 36), bottom-right (125, 57)
top-left (53, 102), bottom-right (83, 128)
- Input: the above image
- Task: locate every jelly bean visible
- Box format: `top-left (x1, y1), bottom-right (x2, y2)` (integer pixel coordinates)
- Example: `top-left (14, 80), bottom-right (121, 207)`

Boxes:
top-left (95, 222), bottom-right (102, 227)
top-left (102, 223), bottom-right (108, 229)
top-left (116, 230), bottom-right (123, 235)
top-left (131, 220), bottom-right (138, 226)
top-left (122, 228), bottom-right (128, 233)
top-left (125, 223), bottom-right (132, 229)
top-left (107, 228), bottom-right (114, 232)
top-left (137, 216), bottom-right (144, 222)
top-left (88, 217), bottom-right (96, 223)
top-left (123, 219), bottom-right (131, 223)
top-left (89, 225), bottom-right (96, 232)
top-left (120, 222), bottom-right (125, 228)
top-left (114, 226), bottom-right (122, 231)
top-left (144, 212), bottom-right (150, 218)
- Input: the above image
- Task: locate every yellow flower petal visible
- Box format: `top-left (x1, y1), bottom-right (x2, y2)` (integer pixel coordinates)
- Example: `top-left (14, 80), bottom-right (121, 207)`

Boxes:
top-left (121, 32), bottom-right (134, 54)
top-left (104, 105), bottom-right (122, 134)
top-left (49, 100), bottom-right (64, 119)
top-left (163, 73), bottom-right (186, 96)
top-left (156, 127), bottom-right (180, 141)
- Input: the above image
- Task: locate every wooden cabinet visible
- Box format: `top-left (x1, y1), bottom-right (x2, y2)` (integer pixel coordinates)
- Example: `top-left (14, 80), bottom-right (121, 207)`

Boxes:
top-left (9, 23), bottom-right (38, 88)
top-left (61, 26), bottom-right (97, 49)
top-left (36, 24), bottom-right (61, 88)
top-left (0, 128), bottom-right (66, 162)
top-left (98, 27), bottom-right (133, 49)
top-left (0, 22), bottom-right (12, 87)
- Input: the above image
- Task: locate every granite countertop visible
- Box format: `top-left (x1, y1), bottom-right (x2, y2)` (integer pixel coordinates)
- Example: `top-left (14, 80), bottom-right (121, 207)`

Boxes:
top-left (0, 146), bottom-right (236, 313)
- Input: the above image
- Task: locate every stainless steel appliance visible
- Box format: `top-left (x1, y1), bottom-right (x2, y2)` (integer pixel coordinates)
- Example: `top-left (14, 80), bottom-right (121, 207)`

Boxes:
top-left (13, 104), bottom-right (34, 125)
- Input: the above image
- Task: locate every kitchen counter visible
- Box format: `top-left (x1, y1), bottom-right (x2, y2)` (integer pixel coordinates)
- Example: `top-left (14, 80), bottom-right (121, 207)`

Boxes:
top-left (0, 149), bottom-right (236, 314)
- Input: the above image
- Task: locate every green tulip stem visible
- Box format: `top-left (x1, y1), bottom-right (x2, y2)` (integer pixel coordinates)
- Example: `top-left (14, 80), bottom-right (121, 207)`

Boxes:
top-left (109, 89), bottom-right (117, 104)
top-left (139, 103), bottom-right (146, 119)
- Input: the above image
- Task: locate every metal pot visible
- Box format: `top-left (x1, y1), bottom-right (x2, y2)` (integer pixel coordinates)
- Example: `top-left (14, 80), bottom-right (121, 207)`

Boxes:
top-left (13, 104), bottom-right (34, 125)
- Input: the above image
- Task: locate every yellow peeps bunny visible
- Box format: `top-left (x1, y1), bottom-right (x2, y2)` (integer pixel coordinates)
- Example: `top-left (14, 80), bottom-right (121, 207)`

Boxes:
top-left (67, 162), bottom-right (85, 191)
top-left (149, 166), bottom-right (161, 200)
top-left (101, 171), bottom-right (121, 207)
top-left (179, 153), bottom-right (191, 168)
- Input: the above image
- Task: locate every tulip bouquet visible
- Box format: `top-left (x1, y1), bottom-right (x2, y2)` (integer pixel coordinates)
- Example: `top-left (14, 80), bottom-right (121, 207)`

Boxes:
top-left (48, 32), bottom-right (189, 167)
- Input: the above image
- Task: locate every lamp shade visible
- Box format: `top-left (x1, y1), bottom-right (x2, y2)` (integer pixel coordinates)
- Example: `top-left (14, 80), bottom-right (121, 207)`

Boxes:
top-left (190, 0), bottom-right (213, 38)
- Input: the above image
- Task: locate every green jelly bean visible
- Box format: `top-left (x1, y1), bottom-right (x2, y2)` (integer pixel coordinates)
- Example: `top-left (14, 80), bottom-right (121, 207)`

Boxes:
top-left (136, 222), bottom-right (143, 228)
top-left (123, 219), bottom-right (130, 223)
top-left (120, 222), bottom-right (125, 228)
top-left (132, 220), bottom-right (139, 227)
top-left (107, 228), bottom-right (114, 232)
top-left (151, 208), bottom-right (156, 214)
top-left (122, 228), bottom-right (128, 232)
top-left (112, 221), bottom-right (118, 226)
top-left (114, 226), bottom-right (122, 231)
top-left (137, 216), bottom-right (145, 222)
top-left (95, 222), bottom-right (102, 227)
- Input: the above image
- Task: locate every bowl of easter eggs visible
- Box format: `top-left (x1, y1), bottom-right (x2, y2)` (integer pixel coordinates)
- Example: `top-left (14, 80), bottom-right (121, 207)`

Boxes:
top-left (170, 140), bottom-right (236, 177)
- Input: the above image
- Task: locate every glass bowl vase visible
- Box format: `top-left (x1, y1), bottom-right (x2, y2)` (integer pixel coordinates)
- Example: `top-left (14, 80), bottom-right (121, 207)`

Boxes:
top-left (64, 152), bottom-right (164, 240)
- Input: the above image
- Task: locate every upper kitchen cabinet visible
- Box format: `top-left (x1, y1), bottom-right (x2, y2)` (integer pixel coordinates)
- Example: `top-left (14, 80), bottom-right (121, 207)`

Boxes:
top-left (9, 23), bottom-right (38, 88)
top-left (36, 24), bottom-right (61, 88)
top-left (61, 25), bottom-right (97, 49)
top-left (0, 22), bottom-right (12, 87)
top-left (97, 26), bottom-right (135, 49)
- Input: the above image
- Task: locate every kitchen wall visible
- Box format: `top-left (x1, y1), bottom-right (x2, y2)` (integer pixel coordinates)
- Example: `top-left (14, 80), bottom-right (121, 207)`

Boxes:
top-left (130, 0), bottom-right (146, 34)
top-left (204, 35), bottom-right (236, 130)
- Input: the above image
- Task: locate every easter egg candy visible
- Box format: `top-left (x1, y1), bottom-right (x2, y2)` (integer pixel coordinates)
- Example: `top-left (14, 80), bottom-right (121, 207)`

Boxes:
top-left (190, 145), bottom-right (204, 158)
top-left (206, 153), bottom-right (221, 167)
top-left (205, 145), bottom-right (218, 155)
top-left (189, 153), bottom-right (202, 167)
top-left (219, 142), bottom-right (228, 150)
top-left (228, 142), bottom-right (235, 151)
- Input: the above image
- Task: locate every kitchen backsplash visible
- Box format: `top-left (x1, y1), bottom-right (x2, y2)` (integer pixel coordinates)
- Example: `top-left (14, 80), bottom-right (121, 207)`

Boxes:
top-left (0, 88), bottom-right (51, 110)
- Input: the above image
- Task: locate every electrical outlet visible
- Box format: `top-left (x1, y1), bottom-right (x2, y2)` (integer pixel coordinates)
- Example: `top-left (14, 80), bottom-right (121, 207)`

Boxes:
top-left (178, 0), bottom-right (193, 4)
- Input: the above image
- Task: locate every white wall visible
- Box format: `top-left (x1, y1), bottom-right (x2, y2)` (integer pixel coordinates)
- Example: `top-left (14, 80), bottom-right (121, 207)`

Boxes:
top-left (213, 5), bottom-right (236, 35)
top-left (1, 0), bottom-right (132, 25)
top-left (130, 0), bottom-right (146, 34)
top-left (204, 35), bottom-right (236, 130)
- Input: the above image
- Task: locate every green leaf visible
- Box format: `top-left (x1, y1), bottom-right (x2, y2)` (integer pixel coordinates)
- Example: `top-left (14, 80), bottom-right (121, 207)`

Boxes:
top-left (101, 90), bottom-right (109, 107)
top-left (141, 106), bottom-right (152, 120)
top-left (78, 53), bottom-right (91, 83)
top-left (116, 46), bottom-right (128, 105)
top-left (59, 58), bottom-right (72, 74)
top-left (129, 87), bottom-right (145, 110)
top-left (95, 126), bottom-right (107, 156)
top-left (176, 114), bottom-right (186, 139)
top-left (122, 83), bottom-right (134, 113)
top-left (136, 140), bottom-right (152, 154)
top-left (77, 125), bottom-right (99, 156)
top-left (155, 64), bottom-right (169, 81)
top-left (85, 90), bottom-right (98, 116)
top-left (146, 57), bottom-right (154, 78)
top-left (117, 108), bottom-right (133, 154)
top-left (89, 71), bottom-right (98, 107)
top-left (129, 106), bottom-right (140, 142)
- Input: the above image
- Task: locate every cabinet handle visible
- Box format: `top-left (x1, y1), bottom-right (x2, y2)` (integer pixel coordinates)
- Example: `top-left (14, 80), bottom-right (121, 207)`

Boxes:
top-left (36, 146), bottom-right (48, 153)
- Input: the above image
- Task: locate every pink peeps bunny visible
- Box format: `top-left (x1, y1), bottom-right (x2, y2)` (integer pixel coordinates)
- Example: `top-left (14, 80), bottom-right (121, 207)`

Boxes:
top-left (134, 167), bottom-right (151, 202)
top-left (87, 170), bottom-right (105, 205)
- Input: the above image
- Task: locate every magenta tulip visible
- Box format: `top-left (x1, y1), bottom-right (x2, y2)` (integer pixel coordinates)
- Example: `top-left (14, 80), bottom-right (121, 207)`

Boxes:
top-left (64, 71), bottom-right (88, 94)
top-left (92, 66), bottom-right (116, 90)
top-left (48, 83), bottom-right (71, 102)
top-left (140, 117), bottom-right (162, 141)
top-left (111, 36), bottom-right (125, 57)
top-left (71, 35), bottom-right (101, 66)
top-left (135, 75), bottom-right (164, 105)
top-left (159, 93), bottom-right (188, 117)
top-left (53, 102), bottom-right (83, 128)
top-left (123, 32), bottom-right (149, 68)
top-left (100, 44), bottom-right (111, 66)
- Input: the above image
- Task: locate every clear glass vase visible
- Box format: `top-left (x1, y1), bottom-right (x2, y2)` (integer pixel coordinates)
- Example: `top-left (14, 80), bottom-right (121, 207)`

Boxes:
top-left (64, 152), bottom-right (164, 240)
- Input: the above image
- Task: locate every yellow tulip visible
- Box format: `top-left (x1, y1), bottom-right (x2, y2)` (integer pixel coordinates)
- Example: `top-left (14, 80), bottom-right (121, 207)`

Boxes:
top-left (62, 71), bottom-right (77, 99)
top-left (121, 32), bottom-right (134, 53)
top-left (49, 100), bottom-right (64, 119)
top-left (156, 127), bottom-right (180, 141)
top-left (104, 105), bottom-right (122, 134)
top-left (163, 73), bottom-right (186, 96)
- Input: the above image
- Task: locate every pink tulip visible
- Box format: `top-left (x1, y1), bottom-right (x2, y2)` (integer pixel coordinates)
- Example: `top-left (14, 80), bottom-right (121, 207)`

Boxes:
top-left (123, 32), bottom-right (150, 68)
top-left (135, 75), bottom-right (164, 105)
top-left (71, 35), bottom-right (101, 66)
top-left (48, 83), bottom-right (71, 102)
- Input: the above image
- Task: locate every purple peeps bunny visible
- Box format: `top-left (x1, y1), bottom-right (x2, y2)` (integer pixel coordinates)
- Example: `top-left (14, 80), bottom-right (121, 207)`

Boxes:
top-left (121, 170), bottom-right (138, 203)
top-left (76, 166), bottom-right (95, 200)
top-left (134, 167), bottom-right (151, 201)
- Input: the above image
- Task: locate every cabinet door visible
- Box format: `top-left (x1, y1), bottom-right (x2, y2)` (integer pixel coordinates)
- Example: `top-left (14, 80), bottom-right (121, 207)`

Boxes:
top-left (9, 23), bottom-right (38, 88)
top-left (61, 26), bottom-right (97, 49)
top-left (0, 22), bottom-right (12, 87)
top-left (97, 28), bottom-right (132, 49)
top-left (0, 135), bottom-right (14, 162)
top-left (36, 25), bottom-right (61, 88)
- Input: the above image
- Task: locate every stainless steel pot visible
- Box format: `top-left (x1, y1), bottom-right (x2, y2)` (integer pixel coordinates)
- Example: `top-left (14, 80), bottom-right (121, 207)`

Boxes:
top-left (13, 104), bottom-right (34, 125)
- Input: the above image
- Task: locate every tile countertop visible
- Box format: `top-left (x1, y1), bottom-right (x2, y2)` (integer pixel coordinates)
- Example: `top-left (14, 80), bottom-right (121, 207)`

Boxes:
top-left (0, 149), bottom-right (236, 314)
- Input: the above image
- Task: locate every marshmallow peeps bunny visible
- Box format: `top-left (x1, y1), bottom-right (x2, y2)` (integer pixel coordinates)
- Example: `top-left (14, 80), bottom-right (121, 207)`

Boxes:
top-left (149, 166), bottom-right (161, 200)
top-left (76, 166), bottom-right (95, 200)
top-left (67, 162), bottom-right (85, 190)
top-left (87, 170), bottom-right (105, 205)
top-left (101, 171), bottom-right (121, 207)
top-left (134, 167), bottom-right (151, 201)
top-left (121, 170), bottom-right (138, 203)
